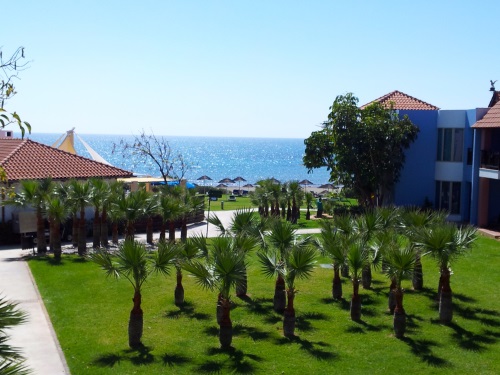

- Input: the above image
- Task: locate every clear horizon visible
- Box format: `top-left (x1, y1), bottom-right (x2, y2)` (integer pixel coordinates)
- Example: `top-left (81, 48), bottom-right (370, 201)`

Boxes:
top-left (3, 0), bottom-right (499, 138)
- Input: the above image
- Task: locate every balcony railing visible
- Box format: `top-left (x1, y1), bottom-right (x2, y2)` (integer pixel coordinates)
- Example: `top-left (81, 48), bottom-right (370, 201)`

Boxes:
top-left (480, 150), bottom-right (500, 170)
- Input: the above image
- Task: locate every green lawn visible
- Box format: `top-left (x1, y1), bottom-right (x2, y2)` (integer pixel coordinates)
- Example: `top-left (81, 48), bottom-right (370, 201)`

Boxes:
top-left (29, 236), bottom-right (500, 374)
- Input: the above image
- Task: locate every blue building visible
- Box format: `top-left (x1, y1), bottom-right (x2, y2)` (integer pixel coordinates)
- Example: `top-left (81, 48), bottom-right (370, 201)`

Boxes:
top-left (364, 89), bottom-right (500, 227)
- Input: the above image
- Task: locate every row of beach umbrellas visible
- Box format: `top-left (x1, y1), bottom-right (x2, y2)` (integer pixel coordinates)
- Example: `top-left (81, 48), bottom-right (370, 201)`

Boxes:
top-left (197, 176), bottom-right (338, 192)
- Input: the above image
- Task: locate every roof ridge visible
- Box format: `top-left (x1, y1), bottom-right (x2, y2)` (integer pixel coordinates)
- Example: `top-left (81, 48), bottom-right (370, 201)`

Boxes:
top-left (26, 138), bottom-right (132, 174)
top-left (361, 90), bottom-right (439, 110)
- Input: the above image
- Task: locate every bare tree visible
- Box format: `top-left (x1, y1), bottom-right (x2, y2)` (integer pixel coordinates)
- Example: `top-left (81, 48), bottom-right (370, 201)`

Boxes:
top-left (112, 129), bottom-right (191, 183)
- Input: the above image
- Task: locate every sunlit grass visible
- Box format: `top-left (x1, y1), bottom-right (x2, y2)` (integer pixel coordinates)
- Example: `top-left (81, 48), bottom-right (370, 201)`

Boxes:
top-left (29, 236), bottom-right (500, 374)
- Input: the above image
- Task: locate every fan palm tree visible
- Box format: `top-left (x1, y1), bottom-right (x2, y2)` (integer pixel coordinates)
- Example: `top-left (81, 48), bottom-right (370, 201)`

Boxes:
top-left (143, 192), bottom-right (159, 245)
top-left (113, 189), bottom-right (149, 241)
top-left (415, 223), bottom-right (476, 323)
top-left (0, 296), bottom-right (30, 375)
top-left (100, 181), bottom-right (122, 247)
top-left (45, 192), bottom-right (69, 261)
top-left (67, 180), bottom-right (91, 256)
top-left (90, 239), bottom-right (177, 348)
top-left (157, 188), bottom-right (182, 243)
top-left (263, 220), bottom-right (312, 313)
top-left (316, 219), bottom-right (347, 300)
top-left (383, 241), bottom-right (416, 338)
top-left (184, 236), bottom-right (247, 348)
top-left (89, 178), bottom-right (108, 248)
top-left (9, 178), bottom-right (53, 253)
top-left (209, 208), bottom-right (265, 296)
top-left (258, 243), bottom-right (317, 337)
top-left (304, 192), bottom-right (314, 220)
top-left (399, 208), bottom-right (447, 290)
top-left (346, 238), bottom-right (369, 321)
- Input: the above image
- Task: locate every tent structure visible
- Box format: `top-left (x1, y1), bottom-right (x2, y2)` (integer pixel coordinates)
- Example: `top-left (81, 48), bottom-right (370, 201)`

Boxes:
top-left (52, 128), bottom-right (112, 165)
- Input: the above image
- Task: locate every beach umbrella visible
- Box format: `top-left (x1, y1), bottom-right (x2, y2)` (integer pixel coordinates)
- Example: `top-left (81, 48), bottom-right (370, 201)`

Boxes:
top-left (319, 183), bottom-right (335, 192)
top-left (218, 177), bottom-right (235, 184)
top-left (299, 179), bottom-right (314, 192)
top-left (269, 177), bottom-right (280, 184)
top-left (243, 183), bottom-right (254, 188)
top-left (216, 183), bottom-right (229, 193)
top-left (197, 175), bottom-right (212, 194)
top-left (233, 176), bottom-right (246, 192)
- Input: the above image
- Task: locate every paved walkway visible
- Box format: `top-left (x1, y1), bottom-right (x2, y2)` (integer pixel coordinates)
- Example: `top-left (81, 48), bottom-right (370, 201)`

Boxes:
top-left (0, 210), bottom-right (320, 375)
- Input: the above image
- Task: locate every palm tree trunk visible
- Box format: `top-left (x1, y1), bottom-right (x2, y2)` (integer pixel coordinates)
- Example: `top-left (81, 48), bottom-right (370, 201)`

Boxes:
top-left (332, 266), bottom-right (342, 300)
top-left (350, 279), bottom-right (361, 321)
top-left (216, 293), bottom-right (223, 325)
top-left (72, 214), bottom-right (78, 247)
top-left (412, 252), bottom-right (423, 290)
top-left (126, 221), bottom-right (135, 241)
top-left (236, 267), bottom-right (248, 297)
top-left (93, 210), bottom-right (101, 248)
top-left (393, 287), bottom-right (406, 338)
top-left (439, 267), bottom-right (453, 324)
top-left (78, 209), bottom-right (86, 256)
top-left (146, 216), bottom-right (153, 244)
top-left (283, 289), bottom-right (296, 337)
top-left (219, 298), bottom-right (232, 348)
top-left (306, 208), bottom-right (310, 220)
top-left (341, 263), bottom-right (349, 278)
top-left (362, 265), bottom-right (372, 289)
top-left (112, 222), bottom-right (119, 244)
top-left (36, 208), bottom-right (46, 253)
top-left (388, 278), bottom-right (396, 314)
top-left (52, 220), bottom-right (62, 261)
top-left (128, 290), bottom-right (143, 348)
top-left (100, 207), bottom-right (109, 248)
top-left (180, 218), bottom-right (187, 242)
top-left (168, 221), bottom-right (176, 242)
top-left (274, 274), bottom-right (286, 313)
top-left (159, 221), bottom-right (166, 242)
top-left (174, 269), bottom-right (184, 306)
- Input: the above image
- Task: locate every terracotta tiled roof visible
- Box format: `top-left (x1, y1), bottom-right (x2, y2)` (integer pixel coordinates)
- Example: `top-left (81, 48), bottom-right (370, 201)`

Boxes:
top-left (0, 138), bottom-right (133, 182)
top-left (361, 90), bottom-right (439, 110)
top-left (472, 100), bottom-right (500, 128)
top-left (488, 91), bottom-right (500, 108)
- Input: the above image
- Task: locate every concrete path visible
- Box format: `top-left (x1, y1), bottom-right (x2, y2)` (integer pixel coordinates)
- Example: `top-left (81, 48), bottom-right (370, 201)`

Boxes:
top-left (0, 247), bottom-right (70, 374)
top-left (0, 210), bottom-right (320, 375)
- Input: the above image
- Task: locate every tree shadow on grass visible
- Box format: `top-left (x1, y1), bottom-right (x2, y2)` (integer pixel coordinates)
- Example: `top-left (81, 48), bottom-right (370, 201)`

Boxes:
top-left (161, 352), bottom-right (190, 367)
top-left (93, 345), bottom-right (156, 368)
top-left (320, 297), bottom-right (350, 311)
top-left (233, 323), bottom-right (271, 341)
top-left (345, 318), bottom-right (384, 334)
top-left (196, 347), bottom-right (262, 374)
top-left (25, 254), bottom-right (66, 266)
top-left (164, 300), bottom-right (211, 321)
top-left (447, 322), bottom-right (498, 352)
top-left (274, 336), bottom-right (338, 361)
top-left (453, 303), bottom-right (500, 328)
top-left (401, 337), bottom-right (451, 368)
top-left (295, 311), bottom-right (329, 332)
top-left (238, 296), bottom-right (274, 316)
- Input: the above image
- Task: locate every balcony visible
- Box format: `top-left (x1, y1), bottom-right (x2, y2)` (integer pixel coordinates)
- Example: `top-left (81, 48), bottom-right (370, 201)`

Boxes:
top-left (480, 150), bottom-right (500, 170)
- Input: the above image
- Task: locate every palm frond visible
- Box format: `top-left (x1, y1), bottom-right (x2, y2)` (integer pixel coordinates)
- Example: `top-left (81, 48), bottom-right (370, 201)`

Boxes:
top-left (256, 250), bottom-right (281, 279)
top-left (152, 241), bottom-right (178, 276)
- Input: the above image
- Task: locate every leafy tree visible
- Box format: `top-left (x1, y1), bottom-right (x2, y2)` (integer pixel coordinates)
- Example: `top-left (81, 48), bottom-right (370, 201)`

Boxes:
top-left (0, 296), bottom-right (30, 374)
top-left (112, 130), bottom-right (190, 184)
top-left (0, 46), bottom-right (31, 137)
top-left (90, 240), bottom-right (177, 348)
top-left (303, 93), bottom-right (419, 207)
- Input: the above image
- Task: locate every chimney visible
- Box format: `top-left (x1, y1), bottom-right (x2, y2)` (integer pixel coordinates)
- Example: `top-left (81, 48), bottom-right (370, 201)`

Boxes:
top-left (0, 129), bottom-right (14, 138)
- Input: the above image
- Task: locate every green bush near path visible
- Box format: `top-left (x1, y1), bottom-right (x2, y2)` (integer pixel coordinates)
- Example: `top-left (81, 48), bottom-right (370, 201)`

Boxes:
top-left (29, 236), bottom-right (500, 375)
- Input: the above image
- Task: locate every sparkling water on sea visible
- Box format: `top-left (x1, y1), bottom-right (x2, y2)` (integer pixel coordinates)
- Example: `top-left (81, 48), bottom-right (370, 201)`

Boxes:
top-left (23, 133), bottom-right (332, 186)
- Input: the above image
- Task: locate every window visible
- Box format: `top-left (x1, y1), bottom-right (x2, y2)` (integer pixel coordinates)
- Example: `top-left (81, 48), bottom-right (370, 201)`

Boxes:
top-left (435, 181), bottom-right (461, 214)
top-left (437, 128), bottom-right (464, 162)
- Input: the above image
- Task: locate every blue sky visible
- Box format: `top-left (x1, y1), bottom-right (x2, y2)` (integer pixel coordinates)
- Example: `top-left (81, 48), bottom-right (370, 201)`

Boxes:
top-left (3, 0), bottom-right (499, 138)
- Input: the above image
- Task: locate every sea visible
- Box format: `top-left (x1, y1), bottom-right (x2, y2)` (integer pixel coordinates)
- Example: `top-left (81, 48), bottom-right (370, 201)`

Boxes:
top-left (21, 133), bottom-right (332, 188)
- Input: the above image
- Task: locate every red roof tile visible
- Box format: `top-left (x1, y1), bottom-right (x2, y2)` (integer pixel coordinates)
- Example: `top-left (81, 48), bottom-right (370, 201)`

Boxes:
top-left (361, 90), bottom-right (439, 110)
top-left (0, 138), bottom-right (133, 182)
top-left (472, 100), bottom-right (500, 128)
